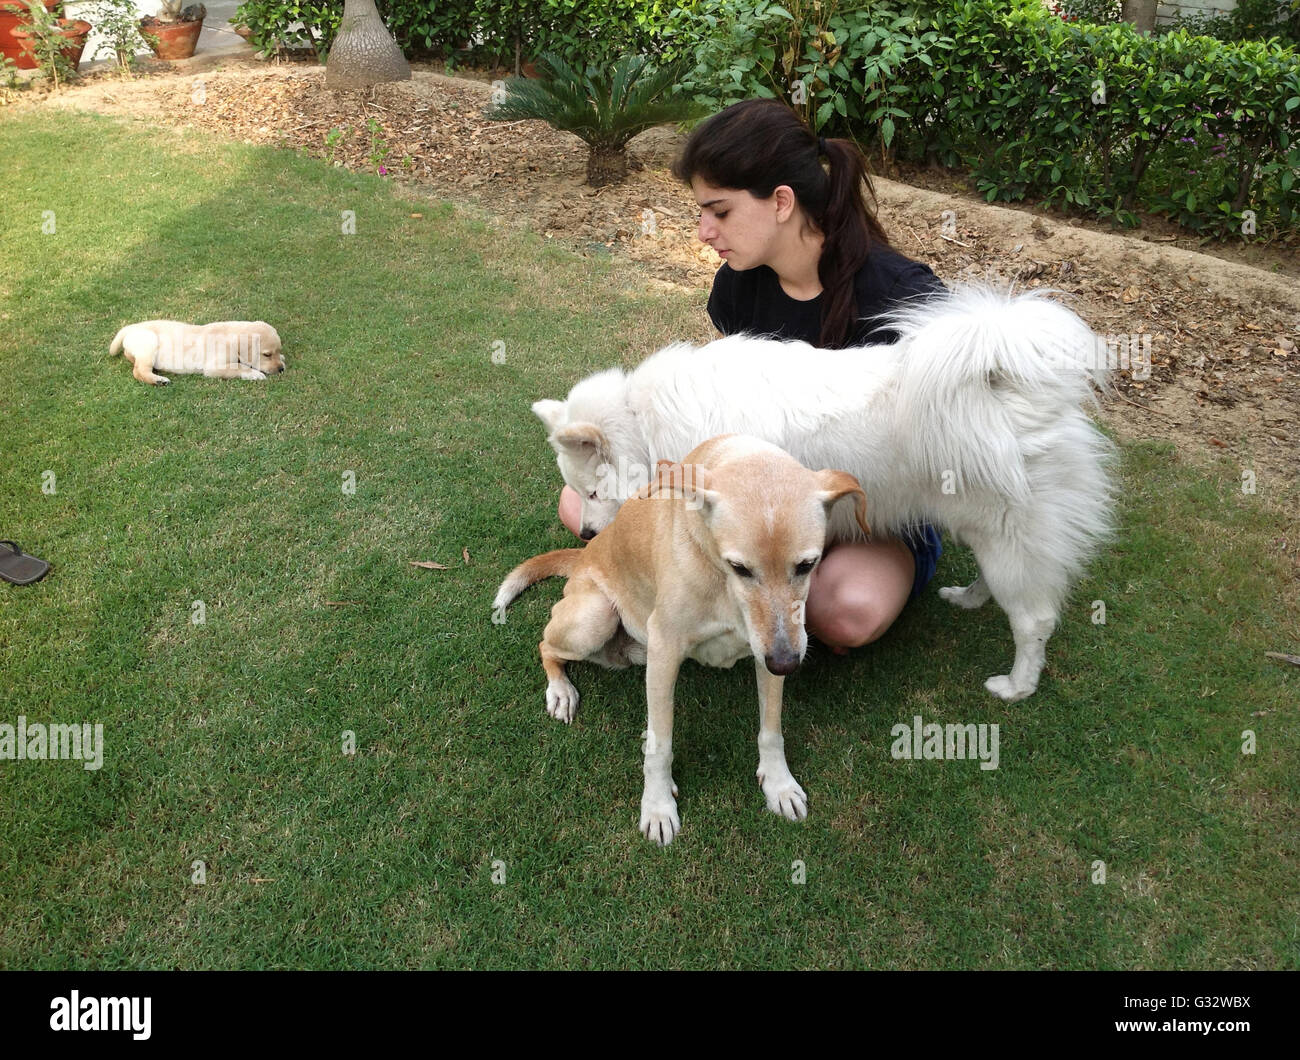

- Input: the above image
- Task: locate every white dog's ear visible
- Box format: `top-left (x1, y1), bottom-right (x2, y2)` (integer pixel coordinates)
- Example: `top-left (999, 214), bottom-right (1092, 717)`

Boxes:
top-left (551, 422), bottom-right (609, 458)
top-left (815, 469), bottom-right (871, 537)
top-left (532, 399), bottom-right (567, 433)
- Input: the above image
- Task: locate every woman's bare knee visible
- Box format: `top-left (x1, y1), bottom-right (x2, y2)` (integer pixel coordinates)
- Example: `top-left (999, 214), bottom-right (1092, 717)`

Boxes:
top-left (558, 485), bottom-right (582, 537)
top-left (805, 539), bottom-right (913, 648)
top-left (807, 585), bottom-right (895, 647)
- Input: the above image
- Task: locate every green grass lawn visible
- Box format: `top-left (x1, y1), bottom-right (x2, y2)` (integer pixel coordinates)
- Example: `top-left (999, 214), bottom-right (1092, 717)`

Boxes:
top-left (1, 109), bottom-right (1296, 970)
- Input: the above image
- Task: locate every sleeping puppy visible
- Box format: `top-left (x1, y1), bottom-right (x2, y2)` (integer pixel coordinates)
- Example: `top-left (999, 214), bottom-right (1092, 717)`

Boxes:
top-left (109, 320), bottom-right (284, 385)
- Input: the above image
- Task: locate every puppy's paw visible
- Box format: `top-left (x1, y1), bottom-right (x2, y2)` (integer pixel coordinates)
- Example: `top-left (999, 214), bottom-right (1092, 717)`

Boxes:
top-left (939, 582), bottom-right (990, 609)
top-left (545, 678), bottom-right (580, 724)
top-left (152, 375), bottom-right (170, 386)
top-left (240, 369), bottom-right (268, 381)
top-left (758, 767), bottom-right (808, 822)
top-left (985, 674), bottom-right (1035, 702)
top-left (639, 793), bottom-right (680, 846)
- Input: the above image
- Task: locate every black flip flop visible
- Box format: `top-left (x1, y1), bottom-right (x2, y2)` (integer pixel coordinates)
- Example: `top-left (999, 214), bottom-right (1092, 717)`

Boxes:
top-left (0, 541), bottom-right (51, 585)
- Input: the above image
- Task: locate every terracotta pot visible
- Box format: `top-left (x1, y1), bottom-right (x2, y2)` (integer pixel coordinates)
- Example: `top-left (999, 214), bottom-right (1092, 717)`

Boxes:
top-left (139, 14), bottom-right (204, 60)
top-left (10, 18), bottom-right (92, 73)
top-left (0, 0), bottom-right (60, 69)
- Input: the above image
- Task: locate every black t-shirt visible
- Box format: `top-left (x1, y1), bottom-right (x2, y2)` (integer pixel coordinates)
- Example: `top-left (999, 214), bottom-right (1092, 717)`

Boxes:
top-left (706, 245), bottom-right (946, 347)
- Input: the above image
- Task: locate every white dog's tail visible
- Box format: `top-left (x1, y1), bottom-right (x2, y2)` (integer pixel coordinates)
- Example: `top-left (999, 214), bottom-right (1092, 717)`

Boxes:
top-left (878, 285), bottom-right (1109, 501)
top-left (109, 326), bottom-right (129, 356)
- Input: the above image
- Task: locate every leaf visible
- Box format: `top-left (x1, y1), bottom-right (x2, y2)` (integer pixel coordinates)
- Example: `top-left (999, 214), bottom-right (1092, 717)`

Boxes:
top-left (410, 561), bottom-right (449, 570)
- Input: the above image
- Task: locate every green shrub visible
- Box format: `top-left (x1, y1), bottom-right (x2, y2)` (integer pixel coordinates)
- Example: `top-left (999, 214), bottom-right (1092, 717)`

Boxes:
top-left (1170, 0), bottom-right (1300, 49)
top-left (231, 0), bottom-right (341, 56)
top-left (672, 0), bottom-right (1300, 237)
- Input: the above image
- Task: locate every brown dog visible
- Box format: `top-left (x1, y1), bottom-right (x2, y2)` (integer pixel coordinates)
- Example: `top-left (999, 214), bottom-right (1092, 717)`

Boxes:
top-left (493, 433), bottom-right (870, 845)
top-left (109, 320), bottom-right (284, 385)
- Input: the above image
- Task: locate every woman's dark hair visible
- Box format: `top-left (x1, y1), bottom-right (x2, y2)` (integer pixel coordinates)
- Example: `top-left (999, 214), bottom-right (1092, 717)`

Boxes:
top-left (670, 99), bottom-right (892, 349)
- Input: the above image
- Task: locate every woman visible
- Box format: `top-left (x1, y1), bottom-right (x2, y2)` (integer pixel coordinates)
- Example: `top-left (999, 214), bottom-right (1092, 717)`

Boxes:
top-left (559, 98), bottom-right (945, 652)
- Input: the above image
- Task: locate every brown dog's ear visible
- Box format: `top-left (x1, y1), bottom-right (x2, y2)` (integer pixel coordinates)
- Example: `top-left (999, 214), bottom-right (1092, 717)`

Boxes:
top-left (633, 459), bottom-right (680, 499)
top-left (815, 469), bottom-right (870, 537)
top-left (637, 461), bottom-right (715, 509)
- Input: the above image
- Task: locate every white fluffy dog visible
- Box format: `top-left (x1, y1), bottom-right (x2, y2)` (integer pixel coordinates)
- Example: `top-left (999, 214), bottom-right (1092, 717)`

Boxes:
top-left (531, 285), bottom-right (1117, 702)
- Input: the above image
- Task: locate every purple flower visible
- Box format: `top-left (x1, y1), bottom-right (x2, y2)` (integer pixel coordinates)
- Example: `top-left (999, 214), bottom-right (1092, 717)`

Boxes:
top-left (378, 166), bottom-right (388, 175)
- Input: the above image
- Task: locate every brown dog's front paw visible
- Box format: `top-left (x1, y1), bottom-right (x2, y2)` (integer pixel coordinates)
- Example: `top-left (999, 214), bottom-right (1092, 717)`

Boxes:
top-left (545, 678), bottom-right (580, 724)
top-left (758, 767), bottom-right (808, 822)
top-left (639, 794), bottom-right (680, 846)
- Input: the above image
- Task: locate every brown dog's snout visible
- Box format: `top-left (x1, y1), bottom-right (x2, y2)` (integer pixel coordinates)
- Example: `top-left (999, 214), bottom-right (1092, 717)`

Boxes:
top-left (764, 650), bottom-right (801, 676)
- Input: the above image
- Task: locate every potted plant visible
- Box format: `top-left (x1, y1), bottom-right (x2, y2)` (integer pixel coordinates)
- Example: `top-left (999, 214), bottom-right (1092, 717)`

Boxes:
top-left (0, 0), bottom-right (60, 68)
top-left (138, 0), bottom-right (203, 61)
top-left (81, 0), bottom-right (148, 74)
top-left (10, 0), bottom-right (91, 88)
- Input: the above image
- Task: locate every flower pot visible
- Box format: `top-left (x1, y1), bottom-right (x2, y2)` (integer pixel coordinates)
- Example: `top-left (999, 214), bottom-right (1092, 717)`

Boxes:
top-left (0, 0), bottom-right (60, 69)
top-left (10, 17), bottom-right (92, 73)
top-left (139, 14), bottom-right (204, 60)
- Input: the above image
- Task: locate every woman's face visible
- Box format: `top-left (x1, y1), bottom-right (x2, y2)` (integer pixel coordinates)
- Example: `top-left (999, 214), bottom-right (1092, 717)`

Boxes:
top-left (690, 177), bottom-right (794, 271)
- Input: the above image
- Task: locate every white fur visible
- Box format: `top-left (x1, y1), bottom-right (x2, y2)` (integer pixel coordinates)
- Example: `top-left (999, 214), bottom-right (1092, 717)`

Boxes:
top-left (534, 284), bottom-right (1117, 701)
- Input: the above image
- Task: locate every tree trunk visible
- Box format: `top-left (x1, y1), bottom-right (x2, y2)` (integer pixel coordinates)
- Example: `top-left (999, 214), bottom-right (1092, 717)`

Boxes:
top-left (326, 0), bottom-right (410, 90)
top-left (586, 145), bottom-right (629, 187)
top-left (1120, 0), bottom-right (1158, 35)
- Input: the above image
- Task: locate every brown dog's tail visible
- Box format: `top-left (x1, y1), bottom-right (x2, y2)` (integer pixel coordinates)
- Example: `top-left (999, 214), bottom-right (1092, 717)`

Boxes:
top-left (109, 326), bottom-right (129, 356)
top-left (492, 548), bottom-right (584, 615)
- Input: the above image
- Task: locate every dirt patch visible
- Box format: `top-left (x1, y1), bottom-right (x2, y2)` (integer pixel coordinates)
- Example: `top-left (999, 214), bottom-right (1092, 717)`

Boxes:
top-left (14, 55), bottom-right (1300, 495)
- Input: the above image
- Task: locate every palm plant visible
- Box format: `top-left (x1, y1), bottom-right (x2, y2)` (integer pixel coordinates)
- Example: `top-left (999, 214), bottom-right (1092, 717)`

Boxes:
top-left (485, 52), bottom-right (705, 187)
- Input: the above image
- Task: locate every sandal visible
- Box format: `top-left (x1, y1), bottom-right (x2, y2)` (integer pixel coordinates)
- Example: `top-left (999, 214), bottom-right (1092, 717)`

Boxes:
top-left (0, 541), bottom-right (51, 585)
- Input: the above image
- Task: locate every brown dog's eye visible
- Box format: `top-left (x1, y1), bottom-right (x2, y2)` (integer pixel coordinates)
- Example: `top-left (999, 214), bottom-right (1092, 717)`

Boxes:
top-left (795, 559), bottom-right (818, 576)
top-left (729, 562), bottom-right (753, 579)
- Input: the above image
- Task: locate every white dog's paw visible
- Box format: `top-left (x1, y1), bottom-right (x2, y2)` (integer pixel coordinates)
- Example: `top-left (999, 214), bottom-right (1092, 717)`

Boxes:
top-left (545, 678), bottom-right (580, 724)
top-left (939, 582), bottom-right (989, 609)
top-left (985, 674), bottom-right (1035, 702)
top-left (639, 793), bottom-right (680, 846)
top-left (758, 767), bottom-right (808, 822)
top-left (240, 369), bottom-right (268, 380)
top-left (153, 375), bottom-right (170, 386)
